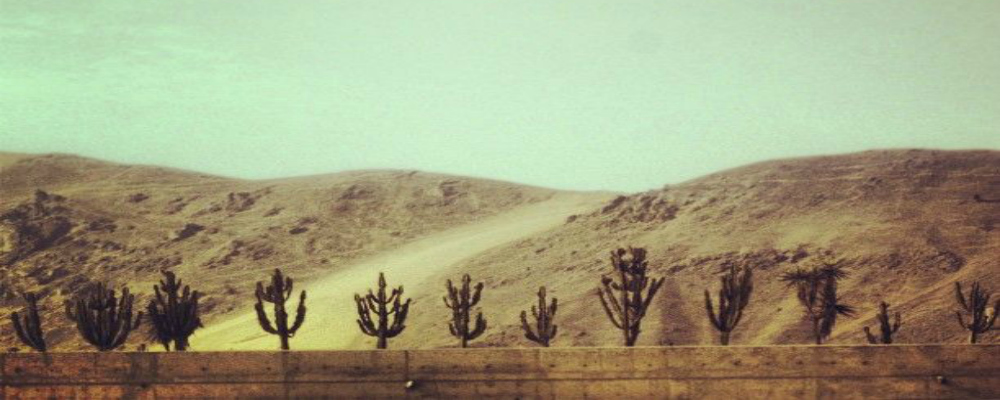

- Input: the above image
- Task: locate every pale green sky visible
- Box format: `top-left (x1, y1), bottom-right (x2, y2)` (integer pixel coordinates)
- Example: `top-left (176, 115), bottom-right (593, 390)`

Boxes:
top-left (1, 0), bottom-right (998, 191)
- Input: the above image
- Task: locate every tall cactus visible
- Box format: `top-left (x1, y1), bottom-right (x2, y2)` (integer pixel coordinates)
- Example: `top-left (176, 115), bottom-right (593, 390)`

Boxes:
top-left (64, 282), bottom-right (142, 351)
top-left (863, 301), bottom-right (901, 344)
top-left (704, 264), bottom-right (753, 345)
top-left (11, 292), bottom-right (47, 352)
top-left (355, 272), bottom-right (411, 349)
top-left (147, 271), bottom-right (202, 351)
top-left (444, 274), bottom-right (487, 348)
top-left (780, 255), bottom-right (855, 345)
top-left (597, 247), bottom-right (665, 347)
top-left (954, 281), bottom-right (998, 344)
top-left (254, 268), bottom-right (307, 350)
top-left (520, 286), bottom-right (557, 347)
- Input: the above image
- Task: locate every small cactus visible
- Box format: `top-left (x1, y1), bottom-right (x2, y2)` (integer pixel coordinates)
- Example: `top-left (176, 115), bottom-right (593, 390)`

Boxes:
top-left (520, 286), bottom-right (558, 347)
top-left (65, 282), bottom-right (142, 351)
top-left (444, 274), bottom-right (487, 348)
top-left (704, 264), bottom-right (753, 345)
top-left (954, 281), bottom-right (998, 344)
top-left (863, 301), bottom-right (901, 344)
top-left (254, 268), bottom-right (307, 350)
top-left (355, 272), bottom-right (410, 349)
top-left (11, 292), bottom-right (47, 352)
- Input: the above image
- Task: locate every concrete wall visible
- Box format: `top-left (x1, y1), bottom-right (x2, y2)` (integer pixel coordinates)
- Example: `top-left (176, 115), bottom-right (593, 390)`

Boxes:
top-left (1, 345), bottom-right (998, 399)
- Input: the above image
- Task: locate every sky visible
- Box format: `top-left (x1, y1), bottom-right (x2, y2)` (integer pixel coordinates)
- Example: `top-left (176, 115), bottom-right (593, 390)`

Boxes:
top-left (1, 0), bottom-right (998, 192)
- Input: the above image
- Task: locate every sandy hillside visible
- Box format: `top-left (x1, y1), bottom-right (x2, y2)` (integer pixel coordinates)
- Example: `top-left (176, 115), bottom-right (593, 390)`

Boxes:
top-left (0, 153), bottom-right (611, 350)
top-left (397, 149), bottom-right (998, 349)
top-left (192, 192), bottom-right (608, 350)
top-left (1, 149), bottom-right (997, 351)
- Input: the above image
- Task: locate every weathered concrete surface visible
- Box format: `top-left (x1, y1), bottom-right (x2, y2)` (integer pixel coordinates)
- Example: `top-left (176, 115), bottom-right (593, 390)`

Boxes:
top-left (1, 345), bottom-right (997, 399)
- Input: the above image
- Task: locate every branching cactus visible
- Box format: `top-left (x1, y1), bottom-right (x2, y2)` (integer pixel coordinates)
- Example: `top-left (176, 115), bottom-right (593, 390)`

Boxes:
top-left (780, 254), bottom-right (855, 345)
top-left (704, 264), bottom-right (753, 345)
top-left (444, 274), bottom-right (487, 348)
top-left (863, 301), bottom-right (901, 344)
top-left (147, 271), bottom-right (202, 351)
top-left (355, 272), bottom-right (411, 349)
top-left (597, 247), bottom-right (665, 346)
top-left (954, 281), bottom-right (998, 344)
top-left (64, 282), bottom-right (142, 351)
top-left (11, 292), bottom-right (47, 352)
top-left (254, 268), bottom-right (307, 350)
top-left (520, 286), bottom-right (558, 347)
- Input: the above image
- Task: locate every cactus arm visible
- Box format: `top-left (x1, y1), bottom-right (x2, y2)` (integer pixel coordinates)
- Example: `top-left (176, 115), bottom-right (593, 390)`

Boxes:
top-left (255, 298), bottom-right (278, 334)
top-left (12, 293), bottom-right (48, 351)
top-left (469, 312), bottom-right (487, 340)
top-left (283, 275), bottom-right (293, 301)
top-left (730, 307), bottom-right (744, 332)
top-left (11, 313), bottom-right (31, 350)
top-left (356, 318), bottom-right (375, 335)
top-left (956, 311), bottom-right (969, 329)
top-left (955, 282), bottom-right (970, 311)
top-left (863, 326), bottom-right (877, 344)
top-left (386, 298), bottom-right (410, 337)
top-left (470, 282), bottom-right (483, 307)
top-left (289, 291), bottom-right (307, 334)
top-left (641, 277), bottom-right (665, 312)
top-left (598, 287), bottom-right (625, 329)
top-left (704, 290), bottom-right (722, 330)
top-left (22, 308), bottom-right (45, 350)
top-left (355, 294), bottom-right (378, 336)
top-left (520, 310), bottom-right (539, 342)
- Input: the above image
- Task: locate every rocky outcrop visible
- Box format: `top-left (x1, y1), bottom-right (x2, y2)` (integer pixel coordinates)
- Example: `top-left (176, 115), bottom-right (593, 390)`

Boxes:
top-left (593, 193), bottom-right (680, 225)
top-left (172, 223), bottom-right (205, 241)
top-left (0, 190), bottom-right (74, 265)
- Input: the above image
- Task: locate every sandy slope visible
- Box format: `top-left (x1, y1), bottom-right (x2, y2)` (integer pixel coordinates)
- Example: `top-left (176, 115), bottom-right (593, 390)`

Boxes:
top-left (416, 149), bottom-right (1000, 347)
top-left (0, 152), bottom-right (594, 350)
top-left (2, 149), bottom-right (996, 351)
top-left (191, 192), bottom-right (610, 350)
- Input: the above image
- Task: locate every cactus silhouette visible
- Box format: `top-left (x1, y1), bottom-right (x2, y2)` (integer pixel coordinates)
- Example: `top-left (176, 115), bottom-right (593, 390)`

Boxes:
top-left (254, 268), bottom-right (307, 350)
top-left (954, 281), bottom-right (998, 344)
top-left (147, 271), bottom-right (202, 351)
top-left (704, 264), bottom-right (753, 345)
top-left (863, 301), bottom-right (901, 344)
top-left (355, 272), bottom-right (411, 349)
top-left (64, 282), bottom-right (142, 351)
top-left (597, 247), bottom-right (665, 346)
top-left (780, 254), bottom-right (855, 345)
top-left (520, 286), bottom-right (558, 347)
top-left (444, 274), bottom-right (487, 348)
top-left (11, 292), bottom-right (47, 352)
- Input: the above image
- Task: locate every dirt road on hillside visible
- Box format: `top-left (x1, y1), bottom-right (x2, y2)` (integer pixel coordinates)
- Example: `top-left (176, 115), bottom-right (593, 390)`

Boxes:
top-left (191, 192), bottom-right (610, 350)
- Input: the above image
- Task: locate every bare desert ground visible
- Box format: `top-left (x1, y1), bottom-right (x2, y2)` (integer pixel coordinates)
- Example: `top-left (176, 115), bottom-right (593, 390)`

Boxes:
top-left (0, 149), bottom-right (997, 350)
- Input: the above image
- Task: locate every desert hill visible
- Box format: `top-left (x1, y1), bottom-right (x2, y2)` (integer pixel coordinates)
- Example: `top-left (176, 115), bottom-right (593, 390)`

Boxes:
top-left (0, 149), bottom-right (997, 351)
top-left (0, 152), bottom-right (609, 350)
top-left (393, 149), bottom-right (1000, 348)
